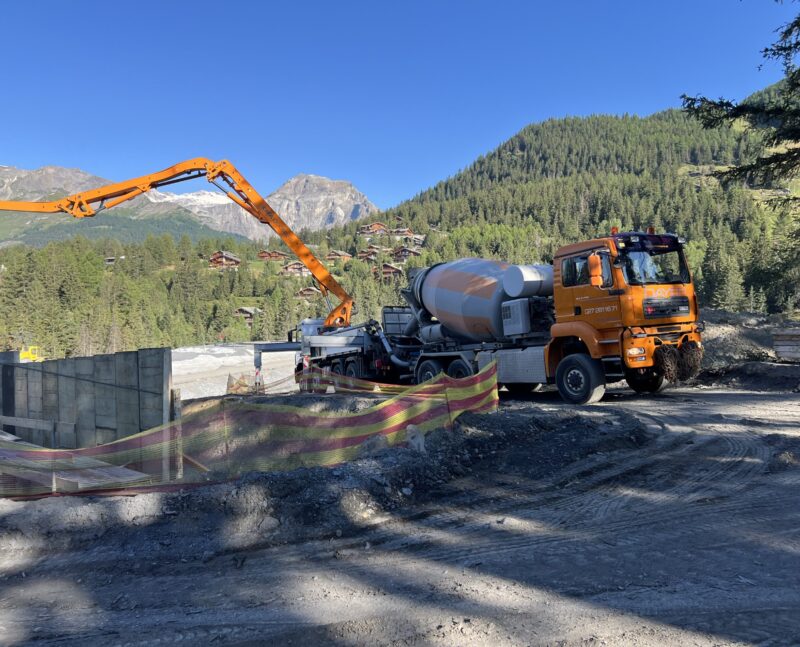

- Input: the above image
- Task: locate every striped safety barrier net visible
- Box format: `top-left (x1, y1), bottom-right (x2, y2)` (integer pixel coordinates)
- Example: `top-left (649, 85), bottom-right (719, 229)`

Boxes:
top-left (0, 362), bottom-right (498, 498)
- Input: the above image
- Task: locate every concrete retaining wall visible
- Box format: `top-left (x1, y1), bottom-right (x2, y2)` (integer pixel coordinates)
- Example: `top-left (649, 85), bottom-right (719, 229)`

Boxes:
top-left (0, 348), bottom-right (172, 448)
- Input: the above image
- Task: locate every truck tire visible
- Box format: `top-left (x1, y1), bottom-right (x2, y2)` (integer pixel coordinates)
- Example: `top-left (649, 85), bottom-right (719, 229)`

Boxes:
top-left (345, 361), bottom-right (360, 379)
top-left (625, 368), bottom-right (666, 394)
top-left (446, 359), bottom-right (474, 379)
top-left (555, 354), bottom-right (606, 405)
top-left (416, 359), bottom-right (444, 383)
top-left (330, 360), bottom-right (344, 375)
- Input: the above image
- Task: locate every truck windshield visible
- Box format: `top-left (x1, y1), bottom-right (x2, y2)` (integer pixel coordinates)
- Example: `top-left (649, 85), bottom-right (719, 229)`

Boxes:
top-left (620, 249), bottom-right (689, 285)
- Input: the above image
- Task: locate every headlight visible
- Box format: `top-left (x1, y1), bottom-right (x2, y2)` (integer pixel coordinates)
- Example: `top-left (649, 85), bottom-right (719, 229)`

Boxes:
top-left (626, 347), bottom-right (646, 356)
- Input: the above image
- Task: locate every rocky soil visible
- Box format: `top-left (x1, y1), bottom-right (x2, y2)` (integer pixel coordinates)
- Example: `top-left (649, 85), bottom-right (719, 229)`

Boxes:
top-left (700, 308), bottom-right (788, 368)
top-left (1, 382), bottom-right (799, 646)
top-left (1, 310), bottom-right (799, 645)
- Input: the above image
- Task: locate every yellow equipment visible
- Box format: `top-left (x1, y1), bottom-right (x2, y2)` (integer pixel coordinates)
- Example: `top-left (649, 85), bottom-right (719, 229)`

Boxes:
top-left (19, 345), bottom-right (43, 362)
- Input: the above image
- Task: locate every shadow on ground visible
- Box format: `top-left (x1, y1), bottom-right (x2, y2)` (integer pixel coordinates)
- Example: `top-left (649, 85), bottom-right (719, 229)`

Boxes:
top-left (1, 386), bottom-right (799, 645)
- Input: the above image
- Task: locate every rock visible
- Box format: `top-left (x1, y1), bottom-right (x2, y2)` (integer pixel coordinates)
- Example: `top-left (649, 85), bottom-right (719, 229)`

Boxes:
top-left (358, 434), bottom-right (389, 457)
top-left (406, 424), bottom-right (427, 454)
top-left (258, 516), bottom-right (280, 532)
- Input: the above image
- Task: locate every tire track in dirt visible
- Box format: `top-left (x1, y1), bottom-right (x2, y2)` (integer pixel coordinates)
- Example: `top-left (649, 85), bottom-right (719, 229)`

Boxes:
top-left (364, 404), bottom-right (781, 566)
top-left (568, 410), bottom-right (770, 523)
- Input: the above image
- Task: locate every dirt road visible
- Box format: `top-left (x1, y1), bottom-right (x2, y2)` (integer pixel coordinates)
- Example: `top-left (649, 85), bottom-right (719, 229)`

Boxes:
top-left (1, 385), bottom-right (799, 646)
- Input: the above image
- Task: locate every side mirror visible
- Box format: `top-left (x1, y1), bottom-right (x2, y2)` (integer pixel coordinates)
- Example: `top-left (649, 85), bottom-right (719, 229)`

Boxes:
top-left (588, 255), bottom-right (603, 287)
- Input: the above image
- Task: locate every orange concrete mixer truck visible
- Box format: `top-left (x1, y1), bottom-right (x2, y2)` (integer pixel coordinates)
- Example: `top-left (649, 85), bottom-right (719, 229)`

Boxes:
top-left (283, 229), bottom-right (704, 404)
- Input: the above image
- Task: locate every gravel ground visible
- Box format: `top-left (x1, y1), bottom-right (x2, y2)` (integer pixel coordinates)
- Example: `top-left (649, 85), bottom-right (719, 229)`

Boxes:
top-left (700, 309), bottom-right (789, 369)
top-left (0, 383), bottom-right (799, 646)
top-left (697, 361), bottom-right (800, 392)
top-left (1, 315), bottom-right (797, 645)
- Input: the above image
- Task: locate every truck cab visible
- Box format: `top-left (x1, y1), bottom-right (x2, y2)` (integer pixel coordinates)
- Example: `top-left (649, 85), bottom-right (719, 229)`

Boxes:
top-left (547, 230), bottom-right (703, 403)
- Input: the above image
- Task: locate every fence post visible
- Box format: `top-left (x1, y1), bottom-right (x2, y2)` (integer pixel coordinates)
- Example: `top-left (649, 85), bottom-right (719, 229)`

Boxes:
top-left (223, 399), bottom-right (231, 476)
top-left (172, 389), bottom-right (183, 481)
top-left (161, 420), bottom-right (170, 483)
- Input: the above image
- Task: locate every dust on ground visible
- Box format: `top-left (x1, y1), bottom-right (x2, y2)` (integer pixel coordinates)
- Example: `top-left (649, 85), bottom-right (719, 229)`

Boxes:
top-left (1, 383), bottom-right (800, 646)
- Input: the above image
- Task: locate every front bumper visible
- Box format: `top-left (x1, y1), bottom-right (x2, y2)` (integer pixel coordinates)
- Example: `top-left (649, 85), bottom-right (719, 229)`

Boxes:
top-left (621, 323), bottom-right (703, 370)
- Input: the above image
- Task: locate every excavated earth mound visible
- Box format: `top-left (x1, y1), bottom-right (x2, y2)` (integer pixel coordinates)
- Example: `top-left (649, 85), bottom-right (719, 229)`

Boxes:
top-left (697, 360), bottom-right (800, 392)
top-left (700, 309), bottom-right (787, 368)
top-left (0, 404), bottom-right (648, 563)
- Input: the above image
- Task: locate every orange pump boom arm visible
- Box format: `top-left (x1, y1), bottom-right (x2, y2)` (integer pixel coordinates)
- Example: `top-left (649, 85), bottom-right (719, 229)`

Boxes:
top-left (0, 158), bottom-right (354, 327)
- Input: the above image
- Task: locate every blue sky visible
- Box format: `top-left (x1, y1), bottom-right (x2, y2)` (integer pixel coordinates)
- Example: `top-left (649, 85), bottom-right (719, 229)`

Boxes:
top-left (0, 1), bottom-right (794, 208)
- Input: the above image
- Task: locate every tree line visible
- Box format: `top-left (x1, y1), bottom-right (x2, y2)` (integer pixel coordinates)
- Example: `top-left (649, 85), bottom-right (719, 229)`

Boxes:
top-left (1, 105), bottom-right (797, 359)
top-left (0, 234), bottom-right (402, 358)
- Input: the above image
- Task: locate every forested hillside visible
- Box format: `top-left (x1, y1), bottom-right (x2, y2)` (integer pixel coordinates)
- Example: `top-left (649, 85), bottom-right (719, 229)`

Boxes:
top-left (1, 106), bottom-right (797, 358)
top-left (0, 235), bottom-right (402, 357)
top-left (310, 110), bottom-right (798, 314)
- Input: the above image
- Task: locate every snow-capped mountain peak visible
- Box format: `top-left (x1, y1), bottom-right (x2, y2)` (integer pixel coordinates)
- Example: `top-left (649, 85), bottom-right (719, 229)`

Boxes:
top-left (0, 164), bottom-right (377, 243)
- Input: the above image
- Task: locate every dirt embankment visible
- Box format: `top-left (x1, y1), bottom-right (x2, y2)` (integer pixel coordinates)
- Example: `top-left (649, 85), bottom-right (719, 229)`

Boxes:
top-left (697, 361), bottom-right (800, 392)
top-left (694, 308), bottom-right (800, 391)
top-left (700, 308), bottom-right (788, 368)
top-left (0, 403), bottom-right (647, 561)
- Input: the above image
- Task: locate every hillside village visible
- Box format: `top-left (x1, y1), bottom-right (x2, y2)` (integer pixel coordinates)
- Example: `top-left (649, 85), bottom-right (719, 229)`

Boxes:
top-left (207, 220), bottom-right (426, 287)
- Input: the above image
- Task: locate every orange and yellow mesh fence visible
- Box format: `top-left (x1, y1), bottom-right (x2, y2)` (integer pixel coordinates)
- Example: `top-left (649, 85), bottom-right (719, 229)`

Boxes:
top-left (0, 362), bottom-right (498, 499)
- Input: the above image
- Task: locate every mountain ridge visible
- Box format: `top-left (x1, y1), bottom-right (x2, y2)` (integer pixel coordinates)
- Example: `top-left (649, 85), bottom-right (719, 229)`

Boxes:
top-left (0, 164), bottom-right (377, 244)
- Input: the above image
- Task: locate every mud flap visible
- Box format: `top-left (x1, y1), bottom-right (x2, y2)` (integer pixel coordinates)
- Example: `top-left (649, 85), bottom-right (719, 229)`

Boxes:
top-left (654, 345), bottom-right (680, 382)
top-left (654, 342), bottom-right (703, 382)
top-left (678, 341), bottom-right (703, 381)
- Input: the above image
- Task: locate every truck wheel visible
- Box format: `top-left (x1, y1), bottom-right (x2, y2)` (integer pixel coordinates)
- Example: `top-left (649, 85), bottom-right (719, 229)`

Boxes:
top-left (330, 360), bottom-right (344, 375)
top-left (625, 369), bottom-right (666, 394)
top-left (345, 361), bottom-right (360, 379)
top-left (416, 359), bottom-right (444, 383)
top-left (307, 374), bottom-right (326, 394)
top-left (446, 359), bottom-right (473, 379)
top-left (555, 354), bottom-right (606, 405)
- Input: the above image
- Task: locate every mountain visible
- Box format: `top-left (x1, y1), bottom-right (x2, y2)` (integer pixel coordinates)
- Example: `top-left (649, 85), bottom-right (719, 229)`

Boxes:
top-left (144, 174), bottom-right (377, 241)
top-left (0, 165), bottom-right (376, 245)
top-left (0, 164), bottom-right (108, 201)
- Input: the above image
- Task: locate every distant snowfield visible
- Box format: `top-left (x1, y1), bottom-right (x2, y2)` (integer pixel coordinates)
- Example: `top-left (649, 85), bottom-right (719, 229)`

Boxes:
top-left (171, 344), bottom-right (297, 400)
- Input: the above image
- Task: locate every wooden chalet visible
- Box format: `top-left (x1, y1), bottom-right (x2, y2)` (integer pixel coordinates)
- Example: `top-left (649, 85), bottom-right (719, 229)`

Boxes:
top-left (325, 249), bottom-right (353, 263)
top-left (392, 246), bottom-right (422, 263)
top-left (356, 250), bottom-right (379, 262)
top-left (294, 286), bottom-right (321, 300)
top-left (234, 306), bottom-right (263, 329)
top-left (209, 250), bottom-right (242, 269)
top-left (373, 262), bottom-right (404, 282)
top-left (280, 261), bottom-right (312, 278)
top-left (390, 227), bottom-right (414, 240)
top-left (357, 221), bottom-right (388, 236)
top-left (258, 249), bottom-right (289, 262)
